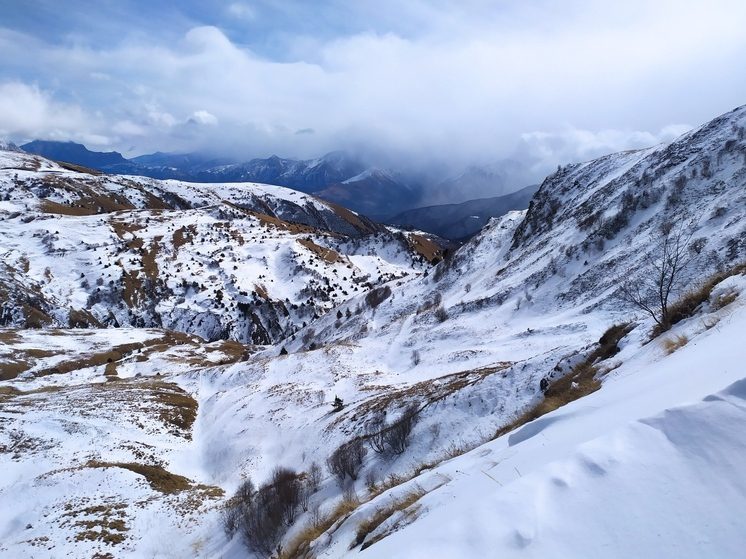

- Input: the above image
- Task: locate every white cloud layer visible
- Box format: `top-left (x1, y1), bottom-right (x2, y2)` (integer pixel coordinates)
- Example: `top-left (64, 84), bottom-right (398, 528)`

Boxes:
top-left (1, 0), bottom-right (745, 182)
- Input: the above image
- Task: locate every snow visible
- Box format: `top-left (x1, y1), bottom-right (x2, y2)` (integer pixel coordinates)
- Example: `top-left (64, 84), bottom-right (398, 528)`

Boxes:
top-left (0, 104), bottom-right (745, 558)
top-left (354, 296), bottom-right (746, 558)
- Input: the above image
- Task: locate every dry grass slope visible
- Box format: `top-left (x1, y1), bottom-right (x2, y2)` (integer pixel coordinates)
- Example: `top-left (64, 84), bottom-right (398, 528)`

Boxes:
top-left (85, 461), bottom-right (193, 494)
top-left (352, 486), bottom-right (427, 550)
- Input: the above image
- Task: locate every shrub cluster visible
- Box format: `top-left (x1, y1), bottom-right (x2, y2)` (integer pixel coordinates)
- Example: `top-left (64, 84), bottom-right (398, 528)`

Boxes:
top-left (222, 467), bottom-right (315, 557)
top-left (327, 439), bottom-right (367, 483)
top-left (365, 285), bottom-right (392, 308)
top-left (366, 404), bottom-right (419, 456)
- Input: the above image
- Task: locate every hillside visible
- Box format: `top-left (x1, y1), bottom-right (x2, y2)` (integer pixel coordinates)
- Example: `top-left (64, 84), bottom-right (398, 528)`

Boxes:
top-left (1, 104), bottom-right (745, 559)
top-left (0, 149), bottom-right (440, 344)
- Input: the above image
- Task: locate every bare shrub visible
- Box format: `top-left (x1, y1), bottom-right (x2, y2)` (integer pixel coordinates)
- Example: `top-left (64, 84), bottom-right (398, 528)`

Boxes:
top-left (366, 418), bottom-right (387, 455)
top-left (365, 404), bottom-right (420, 456)
top-left (383, 404), bottom-right (419, 455)
top-left (223, 469), bottom-right (304, 557)
top-left (365, 470), bottom-right (378, 493)
top-left (299, 481), bottom-right (311, 512)
top-left (434, 305), bottom-right (448, 322)
top-left (650, 261), bottom-right (746, 337)
top-left (618, 219), bottom-right (694, 328)
top-left (272, 467), bottom-right (302, 525)
top-left (327, 438), bottom-right (367, 483)
top-left (365, 285), bottom-right (391, 308)
top-left (221, 477), bottom-right (255, 536)
top-left (239, 484), bottom-right (284, 556)
top-left (307, 462), bottom-right (322, 492)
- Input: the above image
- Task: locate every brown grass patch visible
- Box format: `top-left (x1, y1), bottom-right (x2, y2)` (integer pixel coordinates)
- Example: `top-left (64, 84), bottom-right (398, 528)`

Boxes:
top-left (34, 341), bottom-right (146, 377)
top-left (35, 174), bottom-right (135, 215)
top-left (653, 261), bottom-right (746, 337)
top-left (333, 363), bottom-right (510, 430)
top-left (21, 304), bottom-right (55, 328)
top-left (352, 486), bottom-right (427, 550)
top-left (172, 224), bottom-right (196, 250)
top-left (323, 201), bottom-right (378, 234)
top-left (254, 283), bottom-right (269, 299)
top-left (56, 161), bottom-right (103, 175)
top-left (0, 360), bottom-right (33, 381)
top-left (149, 381), bottom-right (198, 432)
top-left (223, 202), bottom-right (319, 235)
top-left (110, 219), bottom-right (146, 241)
top-left (38, 198), bottom-right (96, 216)
top-left (407, 233), bottom-right (442, 263)
top-left (142, 237), bottom-right (162, 282)
top-left (713, 290), bottom-right (738, 310)
top-left (64, 501), bottom-right (129, 546)
top-left (2, 330), bottom-right (202, 380)
top-left (0, 330), bottom-right (21, 344)
top-left (495, 323), bottom-right (633, 439)
top-left (663, 334), bottom-right (689, 354)
top-left (68, 308), bottom-right (103, 328)
top-left (280, 492), bottom-right (361, 559)
top-left (0, 385), bottom-right (22, 398)
top-left (298, 238), bottom-right (345, 264)
top-left (85, 460), bottom-right (193, 494)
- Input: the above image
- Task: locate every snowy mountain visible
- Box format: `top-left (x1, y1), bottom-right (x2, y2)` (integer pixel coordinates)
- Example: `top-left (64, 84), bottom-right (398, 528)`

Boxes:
top-left (19, 142), bottom-right (535, 221)
top-left (0, 148), bottom-right (440, 344)
top-left (19, 143), bottom-right (425, 218)
top-left (1, 104), bottom-right (745, 559)
top-left (0, 139), bottom-right (22, 153)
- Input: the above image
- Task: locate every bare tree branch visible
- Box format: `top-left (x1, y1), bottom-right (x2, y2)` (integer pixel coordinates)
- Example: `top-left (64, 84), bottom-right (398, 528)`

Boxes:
top-left (618, 218), bottom-right (694, 327)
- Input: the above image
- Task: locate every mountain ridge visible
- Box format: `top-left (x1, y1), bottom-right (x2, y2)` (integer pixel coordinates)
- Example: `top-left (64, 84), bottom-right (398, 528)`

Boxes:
top-left (19, 140), bottom-right (533, 220)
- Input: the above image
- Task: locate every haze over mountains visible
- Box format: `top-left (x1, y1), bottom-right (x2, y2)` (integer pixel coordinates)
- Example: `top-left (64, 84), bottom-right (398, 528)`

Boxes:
top-left (21, 140), bottom-right (533, 224)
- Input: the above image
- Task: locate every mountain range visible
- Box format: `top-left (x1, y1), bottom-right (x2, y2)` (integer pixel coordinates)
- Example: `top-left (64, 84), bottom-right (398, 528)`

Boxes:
top-left (20, 140), bottom-right (530, 224)
top-left (1, 104), bottom-right (745, 558)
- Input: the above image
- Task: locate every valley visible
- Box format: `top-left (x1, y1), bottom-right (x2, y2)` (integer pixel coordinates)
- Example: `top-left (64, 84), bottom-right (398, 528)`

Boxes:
top-left (1, 104), bottom-right (745, 559)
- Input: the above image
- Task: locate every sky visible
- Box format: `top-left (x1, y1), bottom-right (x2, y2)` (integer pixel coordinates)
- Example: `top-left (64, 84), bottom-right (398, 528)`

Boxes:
top-left (1, 0), bottom-right (746, 183)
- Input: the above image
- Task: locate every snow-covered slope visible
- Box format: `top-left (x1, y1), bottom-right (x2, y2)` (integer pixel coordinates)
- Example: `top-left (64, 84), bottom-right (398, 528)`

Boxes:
top-left (0, 149), bottom-right (439, 343)
top-left (337, 279), bottom-right (746, 558)
top-left (0, 105), bottom-right (745, 559)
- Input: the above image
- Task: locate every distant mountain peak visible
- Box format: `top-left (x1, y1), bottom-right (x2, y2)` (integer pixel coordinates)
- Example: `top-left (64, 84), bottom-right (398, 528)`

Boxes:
top-left (22, 139), bottom-right (128, 167)
top-left (0, 139), bottom-right (22, 152)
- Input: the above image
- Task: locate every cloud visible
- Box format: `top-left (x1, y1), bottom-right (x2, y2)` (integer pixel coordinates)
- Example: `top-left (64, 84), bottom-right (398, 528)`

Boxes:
top-left (189, 110), bottom-right (219, 126)
top-left (0, 81), bottom-right (91, 141)
top-left (0, 0), bottom-right (745, 181)
top-left (227, 2), bottom-right (256, 20)
top-left (517, 124), bottom-right (694, 173)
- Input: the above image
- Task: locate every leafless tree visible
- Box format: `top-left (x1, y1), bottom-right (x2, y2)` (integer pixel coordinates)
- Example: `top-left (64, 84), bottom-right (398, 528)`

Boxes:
top-left (307, 461), bottom-right (322, 492)
top-left (327, 438), bottom-right (367, 483)
top-left (272, 467), bottom-right (301, 526)
top-left (366, 416), bottom-right (387, 454)
top-left (383, 404), bottom-right (419, 455)
top-left (618, 219), bottom-right (694, 327)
